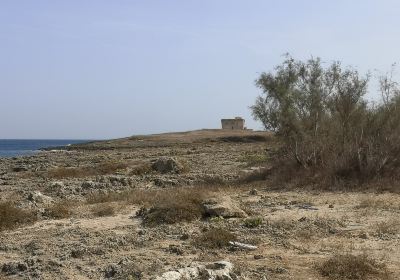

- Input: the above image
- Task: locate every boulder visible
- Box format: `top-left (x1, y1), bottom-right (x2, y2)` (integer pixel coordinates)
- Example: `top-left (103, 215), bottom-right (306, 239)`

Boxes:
top-left (27, 191), bottom-right (53, 205)
top-left (155, 261), bottom-right (236, 280)
top-left (151, 157), bottom-right (185, 174)
top-left (203, 197), bottom-right (247, 218)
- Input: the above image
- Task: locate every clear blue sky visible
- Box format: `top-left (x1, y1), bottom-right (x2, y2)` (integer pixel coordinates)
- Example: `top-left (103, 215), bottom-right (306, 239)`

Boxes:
top-left (1, 0), bottom-right (400, 139)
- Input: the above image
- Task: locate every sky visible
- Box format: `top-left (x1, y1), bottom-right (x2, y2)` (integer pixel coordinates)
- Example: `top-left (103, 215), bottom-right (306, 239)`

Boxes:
top-left (1, 0), bottom-right (400, 139)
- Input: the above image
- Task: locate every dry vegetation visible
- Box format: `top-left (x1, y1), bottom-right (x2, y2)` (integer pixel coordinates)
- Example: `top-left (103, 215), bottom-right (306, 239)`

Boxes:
top-left (317, 253), bottom-right (388, 280)
top-left (46, 161), bottom-right (129, 179)
top-left (0, 202), bottom-right (36, 231)
top-left (194, 227), bottom-right (237, 249)
top-left (1, 129), bottom-right (399, 279)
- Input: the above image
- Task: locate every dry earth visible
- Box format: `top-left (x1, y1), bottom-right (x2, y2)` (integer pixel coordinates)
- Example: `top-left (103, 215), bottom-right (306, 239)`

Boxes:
top-left (0, 129), bottom-right (399, 279)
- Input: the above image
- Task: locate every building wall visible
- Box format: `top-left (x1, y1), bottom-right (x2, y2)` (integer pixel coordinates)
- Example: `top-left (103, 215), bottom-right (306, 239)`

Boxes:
top-left (221, 118), bottom-right (245, 130)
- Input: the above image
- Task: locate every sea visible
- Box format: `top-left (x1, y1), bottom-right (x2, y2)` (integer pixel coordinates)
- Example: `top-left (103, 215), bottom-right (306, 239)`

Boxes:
top-left (0, 139), bottom-right (90, 158)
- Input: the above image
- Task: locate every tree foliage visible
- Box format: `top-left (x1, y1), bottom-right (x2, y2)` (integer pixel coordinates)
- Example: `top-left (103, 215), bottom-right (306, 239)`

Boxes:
top-left (251, 55), bottom-right (400, 184)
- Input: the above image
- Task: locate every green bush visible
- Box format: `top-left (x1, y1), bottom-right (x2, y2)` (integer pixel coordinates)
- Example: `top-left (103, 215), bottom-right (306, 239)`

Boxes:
top-left (252, 55), bottom-right (400, 187)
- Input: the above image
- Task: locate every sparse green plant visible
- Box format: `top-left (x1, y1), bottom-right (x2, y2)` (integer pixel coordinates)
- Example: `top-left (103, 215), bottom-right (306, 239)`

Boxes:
top-left (251, 55), bottom-right (400, 188)
top-left (243, 217), bottom-right (263, 228)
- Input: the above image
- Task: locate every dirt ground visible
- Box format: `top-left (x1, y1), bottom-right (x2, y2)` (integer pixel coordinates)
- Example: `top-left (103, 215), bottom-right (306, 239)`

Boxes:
top-left (0, 129), bottom-right (399, 279)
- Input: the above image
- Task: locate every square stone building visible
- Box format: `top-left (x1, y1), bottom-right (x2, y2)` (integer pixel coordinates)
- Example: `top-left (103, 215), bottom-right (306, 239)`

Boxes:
top-left (221, 117), bottom-right (245, 130)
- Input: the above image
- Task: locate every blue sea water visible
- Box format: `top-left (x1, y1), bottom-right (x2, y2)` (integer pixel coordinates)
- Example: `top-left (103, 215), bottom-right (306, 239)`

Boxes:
top-left (0, 139), bottom-right (90, 158)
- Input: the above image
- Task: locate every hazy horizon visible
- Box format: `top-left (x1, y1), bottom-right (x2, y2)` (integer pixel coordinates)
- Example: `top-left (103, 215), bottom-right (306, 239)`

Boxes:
top-left (2, 0), bottom-right (400, 139)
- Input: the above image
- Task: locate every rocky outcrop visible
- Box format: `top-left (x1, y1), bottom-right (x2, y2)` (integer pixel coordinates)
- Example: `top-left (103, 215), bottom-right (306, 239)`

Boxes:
top-left (154, 261), bottom-right (236, 280)
top-left (202, 197), bottom-right (247, 218)
top-left (152, 157), bottom-right (186, 174)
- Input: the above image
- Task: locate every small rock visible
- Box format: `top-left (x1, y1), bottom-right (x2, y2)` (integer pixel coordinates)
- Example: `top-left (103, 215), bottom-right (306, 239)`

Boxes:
top-left (203, 197), bottom-right (247, 218)
top-left (249, 189), bottom-right (258, 195)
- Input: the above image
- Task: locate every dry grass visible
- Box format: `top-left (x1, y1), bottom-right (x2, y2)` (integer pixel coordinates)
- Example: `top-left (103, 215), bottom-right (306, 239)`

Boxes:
top-left (44, 200), bottom-right (75, 219)
top-left (194, 227), bottom-right (237, 249)
top-left (137, 188), bottom-right (207, 226)
top-left (87, 186), bottom-right (217, 226)
top-left (128, 162), bottom-right (153, 176)
top-left (356, 197), bottom-right (400, 210)
top-left (91, 203), bottom-right (115, 217)
top-left (243, 217), bottom-right (263, 228)
top-left (373, 220), bottom-right (400, 236)
top-left (0, 202), bottom-right (37, 231)
top-left (46, 161), bottom-right (129, 179)
top-left (317, 253), bottom-right (388, 280)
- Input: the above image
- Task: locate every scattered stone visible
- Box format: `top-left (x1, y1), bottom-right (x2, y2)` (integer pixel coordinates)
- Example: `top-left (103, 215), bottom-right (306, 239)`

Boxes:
top-left (329, 204), bottom-right (334, 209)
top-left (27, 191), bottom-right (53, 205)
top-left (2, 262), bottom-right (28, 275)
top-left (81, 181), bottom-right (96, 189)
top-left (13, 166), bottom-right (28, 172)
top-left (254, 254), bottom-right (265, 260)
top-left (229, 241), bottom-right (257, 251)
top-left (155, 261), bottom-right (236, 280)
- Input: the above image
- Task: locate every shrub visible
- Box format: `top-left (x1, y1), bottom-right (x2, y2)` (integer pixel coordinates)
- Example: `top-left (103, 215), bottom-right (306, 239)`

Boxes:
top-left (138, 189), bottom-right (206, 226)
top-left (0, 202), bottom-right (37, 231)
top-left (317, 253), bottom-right (387, 280)
top-left (194, 228), bottom-right (237, 248)
top-left (91, 203), bottom-right (115, 217)
top-left (45, 201), bottom-right (74, 219)
top-left (129, 162), bottom-right (152, 176)
top-left (373, 220), bottom-right (400, 236)
top-left (251, 55), bottom-right (400, 188)
top-left (243, 217), bottom-right (263, 228)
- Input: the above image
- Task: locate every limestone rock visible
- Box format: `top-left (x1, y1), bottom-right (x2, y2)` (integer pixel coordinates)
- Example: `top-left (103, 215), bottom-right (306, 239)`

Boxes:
top-left (27, 191), bottom-right (53, 205)
top-left (203, 197), bottom-right (247, 218)
top-left (152, 157), bottom-right (185, 174)
top-left (155, 261), bottom-right (236, 280)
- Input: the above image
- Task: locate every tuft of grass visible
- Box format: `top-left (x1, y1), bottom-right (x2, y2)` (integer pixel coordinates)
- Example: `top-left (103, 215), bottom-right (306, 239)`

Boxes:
top-left (238, 152), bottom-right (269, 166)
top-left (373, 220), bottom-right (400, 236)
top-left (129, 162), bottom-right (153, 176)
top-left (194, 227), bottom-right (237, 249)
top-left (0, 202), bottom-right (37, 231)
top-left (87, 187), bottom-right (212, 226)
top-left (45, 200), bottom-right (75, 219)
top-left (138, 190), bottom-right (206, 226)
top-left (46, 161), bottom-right (129, 179)
top-left (91, 203), bottom-right (115, 217)
top-left (317, 253), bottom-right (388, 280)
top-left (243, 217), bottom-right (263, 228)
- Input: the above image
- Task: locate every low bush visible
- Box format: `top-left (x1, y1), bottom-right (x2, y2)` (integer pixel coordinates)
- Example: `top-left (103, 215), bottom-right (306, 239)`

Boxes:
top-left (87, 187), bottom-right (211, 226)
top-left (317, 253), bottom-right (387, 280)
top-left (137, 189), bottom-right (207, 226)
top-left (243, 217), bottom-right (263, 228)
top-left (45, 201), bottom-right (74, 219)
top-left (0, 202), bottom-right (37, 231)
top-left (91, 203), bottom-right (115, 217)
top-left (194, 227), bottom-right (237, 249)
